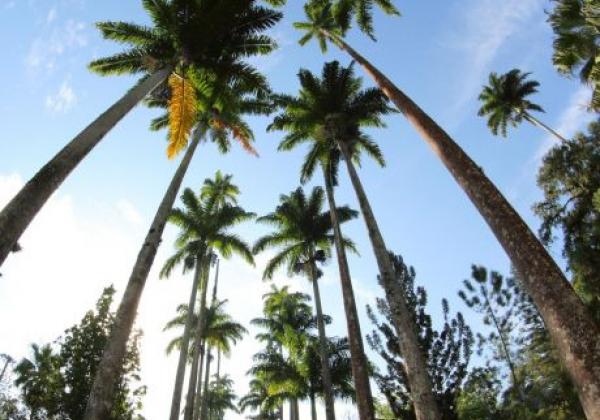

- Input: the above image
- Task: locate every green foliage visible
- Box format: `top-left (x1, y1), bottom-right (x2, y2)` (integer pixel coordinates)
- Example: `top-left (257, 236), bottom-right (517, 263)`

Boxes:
top-left (253, 186), bottom-right (358, 279)
top-left (12, 286), bottom-right (146, 420)
top-left (368, 253), bottom-right (473, 419)
top-left (161, 173), bottom-right (255, 279)
top-left (163, 299), bottom-right (247, 358)
top-left (549, 0), bottom-right (600, 110)
top-left (458, 267), bottom-right (584, 419)
top-left (477, 69), bottom-right (545, 137)
top-left (241, 286), bottom-right (354, 417)
top-left (203, 374), bottom-right (238, 419)
top-left (534, 119), bottom-right (600, 318)
top-left (270, 60), bottom-right (394, 185)
top-left (90, 0), bottom-right (281, 76)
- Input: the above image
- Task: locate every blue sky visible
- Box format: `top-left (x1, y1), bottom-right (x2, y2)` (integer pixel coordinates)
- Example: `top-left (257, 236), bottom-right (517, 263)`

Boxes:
top-left (0, 0), bottom-right (594, 419)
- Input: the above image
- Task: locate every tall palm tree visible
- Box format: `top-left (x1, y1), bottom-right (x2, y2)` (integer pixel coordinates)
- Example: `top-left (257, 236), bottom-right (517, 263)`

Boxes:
top-left (290, 2), bottom-right (600, 415)
top-left (0, 0), bottom-right (281, 268)
top-left (269, 65), bottom-right (383, 420)
top-left (271, 60), bottom-right (441, 420)
top-left (253, 186), bottom-right (358, 420)
top-left (203, 375), bottom-right (239, 420)
top-left (162, 179), bottom-right (254, 420)
top-left (239, 377), bottom-right (281, 420)
top-left (550, 0), bottom-right (600, 110)
top-left (478, 69), bottom-right (568, 141)
top-left (160, 170), bottom-right (245, 420)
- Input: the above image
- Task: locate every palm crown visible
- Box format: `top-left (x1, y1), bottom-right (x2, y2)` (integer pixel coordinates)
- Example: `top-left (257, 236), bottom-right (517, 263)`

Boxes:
top-left (90, 0), bottom-right (281, 76)
top-left (253, 186), bottom-right (358, 280)
top-left (477, 69), bottom-right (545, 137)
top-left (550, 0), bottom-right (600, 110)
top-left (163, 299), bottom-right (247, 357)
top-left (270, 61), bottom-right (394, 183)
top-left (161, 176), bottom-right (255, 278)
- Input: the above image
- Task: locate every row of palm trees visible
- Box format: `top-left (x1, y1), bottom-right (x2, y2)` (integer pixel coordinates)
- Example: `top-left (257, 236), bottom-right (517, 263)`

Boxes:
top-left (240, 285), bottom-right (354, 420)
top-left (0, 0), bottom-right (598, 418)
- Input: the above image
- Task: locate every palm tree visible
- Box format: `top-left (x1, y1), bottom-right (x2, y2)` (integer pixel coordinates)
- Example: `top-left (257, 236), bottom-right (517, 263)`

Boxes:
top-left (203, 375), bottom-right (239, 420)
top-left (0, 0), bottom-right (281, 268)
top-left (253, 186), bottom-right (358, 420)
top-left (163, 299), bottom-right (247, 420)
top-left (269, 64), bottom-right (385, 420)
top-left (290, 2), bottom-right (600, 415)
top-left (478, 69), bottom-right (568, 141)
top-left (161, 178), bottom-right (254, 420)
top-left (271, 60), bottom-right (441, 420)
top-left (239, 377), bottom-right (281, 420)
top-left (550, 0), bottom-right (600, 110)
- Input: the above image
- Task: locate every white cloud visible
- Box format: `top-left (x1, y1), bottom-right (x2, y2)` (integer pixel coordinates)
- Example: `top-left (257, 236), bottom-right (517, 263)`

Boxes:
top-left (26, 19), bottom-right (87, 73)
top-left (47, 7), bottom-right (57, 24)
top-left (117, 199), bottom-right (143, 226)
top-left (444, 0), bottom-right (544, 122)
top-left (45, 80), bottom-right (77, 113)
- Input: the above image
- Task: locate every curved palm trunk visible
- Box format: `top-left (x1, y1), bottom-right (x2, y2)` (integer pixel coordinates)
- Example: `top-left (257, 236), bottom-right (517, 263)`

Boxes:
top-left (170, 258), bottom-right (205, 420)
top-left (309, 259), bottom-right (336, 420)
top-left (0, 68), bottom-right (172, 268)
top-left (184, 261), bottom-right (211, 420)
top-left (322, 167), bottom-right (375, 420)
top-left (524, 113), bottom-right (569, 142)
top-left (325, 31), bottom-right (600, 420)
top-left (338, 142), bottom-right (441, 420)
top-left (198, 347), bottom-right (212, 420)
top-left (84, 130), bottom-right (201, 420)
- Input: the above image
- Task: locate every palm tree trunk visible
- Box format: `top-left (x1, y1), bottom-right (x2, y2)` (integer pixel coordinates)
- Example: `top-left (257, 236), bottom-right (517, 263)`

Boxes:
top-left (289, 400), bottom-right (295, 420)
top-left (309, 258), bottom-right (336, 420)
top-left (324, 30), bottom-right (600, 420)
top-left (0, 68), bottom-right (172, 268)
top-left (524, 113), bottom-right (569, 142)
top-left (310, 392), bottom-right (317, 420)
top-left (0, 358), bottom-right (10, 383)
top-left (322, 166), bottom-right (375, 420)
top-left (196, 344), bottom-right (206, 417)
top-left (293, 398), bottom-right (299, 420)
top-left (184, 261), bottom-right (211, 420)
top-left (198, 347), bottom-right (212, 420)
top-left (84, 128), bottom-right (200, 420)
top-left (170, 256), bottom-right (205, 420)
top-left (338, 141), bottom-right (441, 420)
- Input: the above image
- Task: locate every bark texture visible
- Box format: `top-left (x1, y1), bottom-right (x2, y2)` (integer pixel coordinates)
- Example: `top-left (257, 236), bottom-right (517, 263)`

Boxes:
top-left (322, 167), bottom-right (376, 420)
top-left (328, 32), bottom-right (600, 420)
top-left (83, 132), bottom-right (200, 420)
top-left (310, 259), bottom-right (336, 420)
top-left (339, 142), bottom-right (442, 420)
top-left (0, 68), bottom-right (172, 268)
top-left (184, 261), bottom-right (211, 420)
top-left (169, 259), bottom-right (204, 420)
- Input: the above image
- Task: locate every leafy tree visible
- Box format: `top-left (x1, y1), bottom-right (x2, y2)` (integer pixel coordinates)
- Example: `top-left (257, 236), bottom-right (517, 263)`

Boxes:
top-left (478, 69), bottom-right (567, 141)
top-left (13, 286), bottom-right (145, 420)
top-left (368, 253), bottom-right (473, 419)
top-left (291, 3), bottom-right (600, 413)
top-left (459, 267), bottom-right (584, 419)
top-left (458, 267), bottom-right (522, 397)
top-left (533, 119), bottom-right (600, 319)
top-left (455, 367), bottom-right (502, 420)
top-left (253, 186), bottom-right (358, 420)
top-left (549, 0), bottom-right (600, 110)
